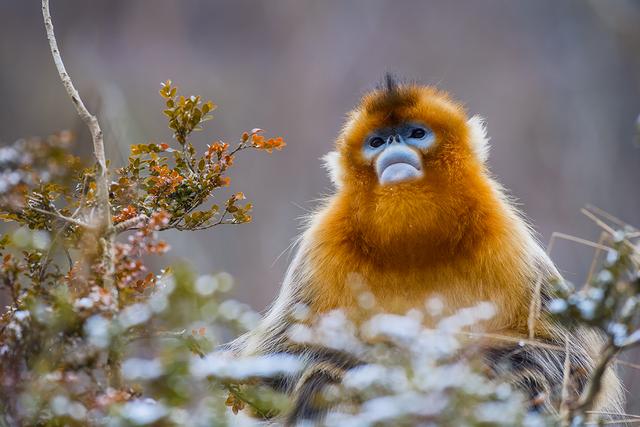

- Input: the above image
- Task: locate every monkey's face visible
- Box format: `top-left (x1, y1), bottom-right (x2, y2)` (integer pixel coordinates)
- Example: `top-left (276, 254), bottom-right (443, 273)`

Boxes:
top-left (337, 84), bottom-right (474, 193)
top-left (328, 82), bottom-right (493, 257)
top-left (362, 123), bottom-right (435, 185)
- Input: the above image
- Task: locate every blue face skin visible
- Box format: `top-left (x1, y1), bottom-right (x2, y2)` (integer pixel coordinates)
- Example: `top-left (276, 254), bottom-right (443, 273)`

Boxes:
top-left (362, 123), bottom-right (435, 185)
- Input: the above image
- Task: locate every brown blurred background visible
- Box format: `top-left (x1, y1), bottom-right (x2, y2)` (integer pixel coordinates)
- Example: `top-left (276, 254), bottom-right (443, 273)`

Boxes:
top-left (1, 0), bottom-right (639, 412)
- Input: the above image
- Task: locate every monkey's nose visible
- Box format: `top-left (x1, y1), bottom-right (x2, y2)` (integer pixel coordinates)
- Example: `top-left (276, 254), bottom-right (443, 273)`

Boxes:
top-left (388, 134), bottom-right (401, 144)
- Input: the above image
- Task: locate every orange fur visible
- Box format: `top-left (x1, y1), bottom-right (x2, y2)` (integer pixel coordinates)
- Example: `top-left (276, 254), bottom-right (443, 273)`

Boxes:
top-left (234, 81), bottom-right (624, 420)
top-left (301, 84), bottom-right (536, 334)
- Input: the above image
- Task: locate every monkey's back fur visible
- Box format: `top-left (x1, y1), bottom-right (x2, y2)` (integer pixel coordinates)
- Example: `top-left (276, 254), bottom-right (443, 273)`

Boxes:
top-left (233, 79), bottom-right (624, 423)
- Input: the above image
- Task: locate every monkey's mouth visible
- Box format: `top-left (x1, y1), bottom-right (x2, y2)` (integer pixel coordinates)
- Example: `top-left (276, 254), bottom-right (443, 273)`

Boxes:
top-left (375, 146), bottom-right (423, 185)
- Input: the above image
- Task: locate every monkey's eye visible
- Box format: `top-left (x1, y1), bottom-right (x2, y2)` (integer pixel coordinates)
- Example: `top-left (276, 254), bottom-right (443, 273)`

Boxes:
top-left (368, 137), bottom-right (385, 148)
top-left (410, 128), bottom-right (426, 139)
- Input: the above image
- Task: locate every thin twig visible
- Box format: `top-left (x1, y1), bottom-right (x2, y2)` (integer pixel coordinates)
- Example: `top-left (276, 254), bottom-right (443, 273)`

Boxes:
top-left (585, 204), bottom-right (636, 231)
top-left (175, 205), bottom-right (233, 231)
top-left (547, 231), bottom-right (558, 255)
top-left (581, 209), bottom-right (617, 236)
top-left (42, 0), bottom-right (116, 299)
top-left (614, 359), bottom-right (640, 371)
top-left (27, 206), bottom-right (92, 229)
top-left (528, 276), bottom-right (543, 340)
top-left (456, 331), bottom-right (564, 351)
top-left (585, 231), bottom-right (608, 288)
top-left (186, 220), bottom-right (245, 231)
top-left (114, 214), bottom-right (149, 234)
top-left (581, 209), bottom-right (637, 253)
top-left (548, 232), bottom-right (614, 254)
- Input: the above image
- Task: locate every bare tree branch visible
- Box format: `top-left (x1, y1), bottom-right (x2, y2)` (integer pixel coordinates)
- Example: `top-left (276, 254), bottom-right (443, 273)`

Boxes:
top-left (27, 205), bottom-right (93, 229)
top-left (41, 0), bottom-right (116, 299)
top-left (527, 275), bottom-right (543, 340)
top-left (114, 214), bottom-right (149, 234)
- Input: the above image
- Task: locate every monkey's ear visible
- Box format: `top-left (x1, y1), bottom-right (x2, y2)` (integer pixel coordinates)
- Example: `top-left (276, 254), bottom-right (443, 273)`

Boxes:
top-left (467, 115), bottom-right (490, 163)
top-left (322, 151), bottom-right (343, 189)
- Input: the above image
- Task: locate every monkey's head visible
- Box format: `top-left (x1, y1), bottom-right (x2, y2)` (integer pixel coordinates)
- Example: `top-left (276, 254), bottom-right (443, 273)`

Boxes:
top-left (328, 75), bottom-right (488, 190)
top-left (324, 76), bottom-right (497, 257)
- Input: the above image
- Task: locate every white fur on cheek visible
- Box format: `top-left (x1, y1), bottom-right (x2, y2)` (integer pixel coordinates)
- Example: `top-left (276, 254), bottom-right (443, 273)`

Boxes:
top-left (467, 115), bottom-right (490, 163)
top-left (322, 151), bottom-right (343, 189)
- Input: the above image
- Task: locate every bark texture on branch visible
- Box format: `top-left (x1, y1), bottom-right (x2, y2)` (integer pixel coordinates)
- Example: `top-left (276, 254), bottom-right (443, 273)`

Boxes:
top-left (41, 0), bottom-right (116, 300)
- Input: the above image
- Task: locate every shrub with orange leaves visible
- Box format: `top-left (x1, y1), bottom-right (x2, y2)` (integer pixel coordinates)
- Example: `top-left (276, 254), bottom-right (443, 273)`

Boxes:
top-left (111, 81), bottom-right (284, 234)
top-left (0, 81), bottom-right (288, 425)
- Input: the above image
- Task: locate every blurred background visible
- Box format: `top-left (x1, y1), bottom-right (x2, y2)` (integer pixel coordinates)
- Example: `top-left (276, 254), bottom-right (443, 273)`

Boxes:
top-left (1, 0), bottom-right (639, 412)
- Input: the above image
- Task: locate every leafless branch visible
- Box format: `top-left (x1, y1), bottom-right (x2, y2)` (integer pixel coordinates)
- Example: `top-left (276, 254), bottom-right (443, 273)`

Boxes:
top-left (114, 214), bottom-right (149, 233)
top-left (548, 232), bottom-right (614, 254)
top-left (584, 204), bottom-right (637, 232)
top-left (41, 0), bottom-right (116, 299)
top-left (27, 205), bottom-right (93, 229)
top-left (615, 359), bottom-right (640, 371)
top-left (527, 276), bottom-right (543, 340)
top-left (585, 231), bottom-right (608, 288)
top-left (581, 208), bottom-right (636, 252)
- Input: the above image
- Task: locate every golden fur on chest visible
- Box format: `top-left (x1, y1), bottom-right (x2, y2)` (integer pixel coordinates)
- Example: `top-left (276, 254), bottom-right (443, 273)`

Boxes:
top-left (303, 182), bottom-right (535, 334)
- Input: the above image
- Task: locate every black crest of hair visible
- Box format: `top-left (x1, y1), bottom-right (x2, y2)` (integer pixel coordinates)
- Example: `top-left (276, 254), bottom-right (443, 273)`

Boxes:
top-left (380, 72), bottom-right (400, 94)
top-left (367, 73), bottom-right (418, 122)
